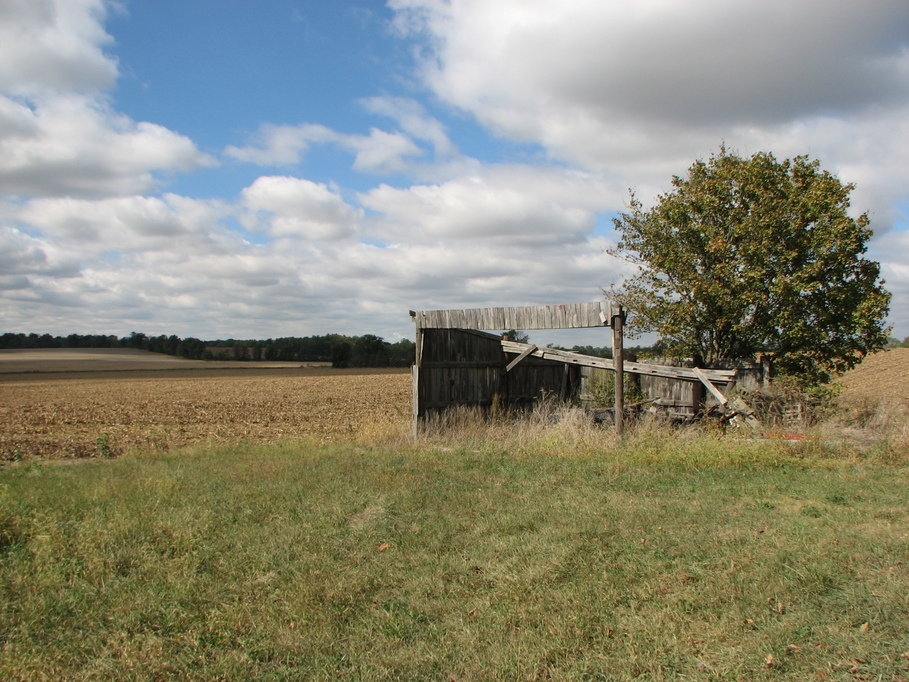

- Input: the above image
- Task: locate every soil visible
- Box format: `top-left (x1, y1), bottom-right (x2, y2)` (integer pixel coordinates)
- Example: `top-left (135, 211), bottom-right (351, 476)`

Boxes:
top-left (0, 348), bottom-right (327, 377)
top-left (837, 347), bottom-right (909, 405)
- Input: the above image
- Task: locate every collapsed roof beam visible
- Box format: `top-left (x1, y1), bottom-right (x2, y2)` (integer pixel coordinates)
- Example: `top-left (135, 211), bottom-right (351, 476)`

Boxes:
top-left (501, 340), bottom-right (736, 384)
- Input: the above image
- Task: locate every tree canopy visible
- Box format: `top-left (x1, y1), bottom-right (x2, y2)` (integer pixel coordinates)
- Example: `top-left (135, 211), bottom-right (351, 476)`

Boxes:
top-left (610, 149), bottom-right (891, 385)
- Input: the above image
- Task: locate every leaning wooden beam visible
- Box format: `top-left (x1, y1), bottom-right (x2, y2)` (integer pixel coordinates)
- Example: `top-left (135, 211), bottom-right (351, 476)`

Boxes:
top-left (501, 340), bottom-right (737, 384)
top-left (411, 301), bottom-right (613, 330)
top-left (692, 367), bottom-right (728, 406)
top-left (504, 344), bottom-right (538, 373)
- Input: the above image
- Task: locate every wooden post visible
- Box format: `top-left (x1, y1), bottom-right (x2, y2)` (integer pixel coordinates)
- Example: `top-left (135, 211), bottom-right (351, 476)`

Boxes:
top-left (410, 311), bottom-right (423, 437)
top-left (612, 305), bottom-right (624, 436)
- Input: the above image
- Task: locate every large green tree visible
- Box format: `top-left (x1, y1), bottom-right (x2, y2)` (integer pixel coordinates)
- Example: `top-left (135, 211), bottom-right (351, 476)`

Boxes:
top-left (610, 149), bottom-right (891, 385)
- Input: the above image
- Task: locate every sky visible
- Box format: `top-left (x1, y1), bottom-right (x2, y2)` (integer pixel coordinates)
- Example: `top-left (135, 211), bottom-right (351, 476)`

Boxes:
top-left (2, 0), bottom-right (908, 347)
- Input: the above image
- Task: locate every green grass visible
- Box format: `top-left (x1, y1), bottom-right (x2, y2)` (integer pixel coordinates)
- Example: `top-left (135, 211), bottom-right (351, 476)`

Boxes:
top-left (1, 433), bottom-right (908, 680)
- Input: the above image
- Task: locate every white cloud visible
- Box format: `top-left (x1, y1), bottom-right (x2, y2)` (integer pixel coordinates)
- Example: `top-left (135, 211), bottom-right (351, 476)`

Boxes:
top-left (387, 0), bottom-right (909, 337)
top-left (226, 122), bottom-right (423, 173)
top-left (360, 165), bottom-right (620, 246)
top-left (18, 194), bottom-right (232, 253)
top-left (0, 0), bottom-right (117, 95)
top-left (0, 225), bottom-right (79, 281)
top-left (392, 0), bottom-right (909, 128)
top-left (361, 96), bottom-right (457, 157)
top-left (0, 0), bottom-right (212, 201)
top-left (241, 176), bottom-right (361, 240)
top-left (2, 0), bottom-right (905, 344)
top-left (870, 230), bottom-right (909, 337)
top-left (390, 0), bottom-right (909, 227)
top-left (0, 95), bottom-right (213, 199)
top-left (224, 123), bottom-right (326, 166)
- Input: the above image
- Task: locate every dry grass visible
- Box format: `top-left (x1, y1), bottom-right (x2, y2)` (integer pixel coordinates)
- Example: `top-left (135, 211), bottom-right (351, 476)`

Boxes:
top-left (1, 369), bottom-right (411, 461)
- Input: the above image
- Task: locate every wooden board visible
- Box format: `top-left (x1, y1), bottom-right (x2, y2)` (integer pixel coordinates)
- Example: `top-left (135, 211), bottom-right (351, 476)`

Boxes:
top-left (411, 301), bottom-right (614, 330)
top-left (501, 340), bottom-right (737, 383)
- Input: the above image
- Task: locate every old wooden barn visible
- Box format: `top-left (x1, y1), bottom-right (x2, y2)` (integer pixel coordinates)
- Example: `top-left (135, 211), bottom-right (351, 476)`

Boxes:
top-left (410, 301), bottom-right (766, 433)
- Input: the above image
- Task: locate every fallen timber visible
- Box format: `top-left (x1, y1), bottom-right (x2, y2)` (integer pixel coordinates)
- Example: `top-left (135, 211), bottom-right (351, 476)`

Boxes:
top-left (501, 340), bottom-right (737, 384)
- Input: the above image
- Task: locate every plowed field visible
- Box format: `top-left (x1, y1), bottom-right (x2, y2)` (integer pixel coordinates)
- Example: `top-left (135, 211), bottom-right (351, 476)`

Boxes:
top-left (1, 360), bottom-right (410, 461)
top-left (838, 347), bottom-right (909, 405)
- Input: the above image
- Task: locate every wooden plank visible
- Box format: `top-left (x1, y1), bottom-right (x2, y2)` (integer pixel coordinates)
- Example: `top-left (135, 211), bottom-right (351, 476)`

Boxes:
top-left (413, 301), bottom-right (613, 330)
top-left (501, 340), bottom-right (737, 383)
top-left (505, 345), bottom-right (538, 373)
top-left (692, 367), bottom-right (728, 406)
top-left (421, 361), bottom-right (505, 369)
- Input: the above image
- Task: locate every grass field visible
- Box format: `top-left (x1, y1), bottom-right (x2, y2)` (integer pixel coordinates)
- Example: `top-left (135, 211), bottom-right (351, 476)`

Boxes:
top-left (1, 439), bottom-right (907, 679)
top-left (1, 348), bottom-right (907, 678)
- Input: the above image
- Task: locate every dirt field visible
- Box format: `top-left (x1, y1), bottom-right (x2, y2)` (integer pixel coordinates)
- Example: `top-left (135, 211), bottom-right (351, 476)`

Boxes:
top-left (838, 347), bottom-right (909, 405)
top-left (0, 347), bottom-right (316, 373)
top-left (1, 349), bottom-right (410, 461)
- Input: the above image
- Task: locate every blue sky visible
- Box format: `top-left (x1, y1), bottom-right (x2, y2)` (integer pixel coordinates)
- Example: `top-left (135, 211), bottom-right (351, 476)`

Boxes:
top-left (2, 0), bottom-right (908, 347)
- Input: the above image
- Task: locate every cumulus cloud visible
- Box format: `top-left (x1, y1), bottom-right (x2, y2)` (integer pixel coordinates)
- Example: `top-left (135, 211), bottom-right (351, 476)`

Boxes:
top-left (390, 0), bottom-right (909, 222)
top-left (18, 194), bottom-right (232, 253)
top-left (0, 95), bottom-right (212, 199)
top-left (870, 230), bottom-right (909, 335)
top-left (0, 225), bottom-right (79, 280)
top-left (360, 165), bottom-right (620, 246)
top-left (392, 0), bottom-right (909, 127)
top-left (0, 0), bottom-right (117, 95)
top-left (0, 2), bottom-right (212, 201)
top-left (361, 96), bottom-right (457, 157)
top-left (388, 0), bottom-right (909, 336)
top-left (241, 176), bottom-right (361, 240)
top-left (3, 0), bottom-right (905, 342)
top-left (226, 122), bottom-right (423, 173)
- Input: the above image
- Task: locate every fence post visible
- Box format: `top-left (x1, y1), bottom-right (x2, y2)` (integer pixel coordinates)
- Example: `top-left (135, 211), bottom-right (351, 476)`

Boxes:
top-left (612, 305), bottom-right (624, 436)
top-left (411, 312), bottom-right (422, 437)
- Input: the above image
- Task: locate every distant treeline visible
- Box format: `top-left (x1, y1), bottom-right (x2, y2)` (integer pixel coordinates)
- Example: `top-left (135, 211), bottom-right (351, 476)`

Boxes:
top-left (0, 332), bottom-right (415, 368)
top-left (504, 330), bottom-right (666, 361)
top-left (560, 343), bottom-right (668, 361)
top-left (2, 331), bottom-right (672, 367)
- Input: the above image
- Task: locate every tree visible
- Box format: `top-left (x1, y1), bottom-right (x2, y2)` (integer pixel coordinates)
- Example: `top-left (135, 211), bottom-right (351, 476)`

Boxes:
top-left (610, 149), bottom-right (891, 385)
top-left (331, 341), bottom-right (352, 368)
top-left (503, 329), bottom-right (530, 344)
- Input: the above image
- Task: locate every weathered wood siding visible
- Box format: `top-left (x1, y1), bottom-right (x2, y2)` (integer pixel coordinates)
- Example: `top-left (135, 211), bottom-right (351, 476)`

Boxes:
top-left (415, 328), bottom-right (580, 418)
top-left (412, 301), bottom-right (613, 331)
top-left (638, 358), bottom-right (700, 417)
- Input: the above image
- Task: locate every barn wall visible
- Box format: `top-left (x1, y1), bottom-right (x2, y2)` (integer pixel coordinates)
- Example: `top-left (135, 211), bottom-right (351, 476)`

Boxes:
top-left (415, 328), bottom-right (580, 419)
